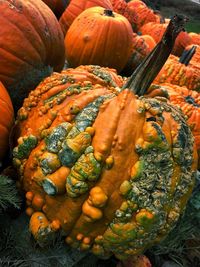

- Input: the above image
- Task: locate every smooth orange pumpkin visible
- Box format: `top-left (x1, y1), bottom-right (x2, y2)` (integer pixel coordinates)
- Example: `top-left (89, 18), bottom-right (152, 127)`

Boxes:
top-left (0, 0), bottom-right (65, 110)
top-left (13, 16), bottom-right (198, 259)
top-left (65, 7), bottom-right (133, 73)
top-left (59, 0), bottom-right (113, 37)
top-left (0, 82), bottom-right (14, 162)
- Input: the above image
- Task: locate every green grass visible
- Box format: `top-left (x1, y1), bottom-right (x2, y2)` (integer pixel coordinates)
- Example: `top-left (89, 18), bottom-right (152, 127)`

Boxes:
top-left (186, 20), bottom-right (200, 33)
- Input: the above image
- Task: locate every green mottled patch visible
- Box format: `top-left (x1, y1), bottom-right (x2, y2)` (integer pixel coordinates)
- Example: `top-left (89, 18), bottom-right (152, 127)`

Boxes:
top-left (45, 123), bottom-right (72, 153)
top-left (91, 65), bottom-right (117, 87)
top-left (40, 155), bottom-right (61, 175)
top-left (59, 132), bottom-right (91, 167)
top-left (66, 177), bottom-right (88, 198)
top-left (13, 135), bottom-right (38, 159)
top-left (110, 223), bottom-right (137, 241)
top-left (66, 150), bottom-right (102, 197)
top-left (75, 95), bottom-right (114, 131)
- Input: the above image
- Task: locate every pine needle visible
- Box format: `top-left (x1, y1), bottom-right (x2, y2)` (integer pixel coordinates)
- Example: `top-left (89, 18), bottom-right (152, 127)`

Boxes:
top-left (0, 175), bottom-right (21, 211)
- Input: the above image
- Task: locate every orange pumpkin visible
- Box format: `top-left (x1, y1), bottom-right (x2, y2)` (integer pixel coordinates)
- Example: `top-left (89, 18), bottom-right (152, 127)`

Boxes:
top-left (140, 21), bottom-right (192, 57)
top-left (189, 32), bottom-right (200, 46)
top-left (42, 0), bottom-right (70, 18)
top-left (0, 82), bottom-right (14, 162)
top-left (65, 7), bottom-right (133, 73)
top-left (0, 0), bottom-right (65, 110)
top-left (154, 55), bottom-right (200, 91)
top-left (110, 0), bottom-right (138, 31)
top-left (13, 16), bottom-right (198, 259)
top-left (59, 0), bottom-right (113, 37)
top-left (127, 0), bottom-right (161, 30)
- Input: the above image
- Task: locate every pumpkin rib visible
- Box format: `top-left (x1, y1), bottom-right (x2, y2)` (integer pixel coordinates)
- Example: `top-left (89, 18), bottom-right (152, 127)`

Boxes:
top-left (0, 46), bottom-right (42, 70)
top-left (0, 15), bottom-right (43, 66)
top-left (1, 2), bottom-right (46, 61)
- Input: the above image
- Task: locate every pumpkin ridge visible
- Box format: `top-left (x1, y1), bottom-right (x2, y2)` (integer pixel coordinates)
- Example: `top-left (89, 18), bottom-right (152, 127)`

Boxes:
top-left (22, 0), bottom-right (65, 70)
top-left (0, 45), bottom-right (43, 70)
top-left (1, 1), bottom-right (46, 61)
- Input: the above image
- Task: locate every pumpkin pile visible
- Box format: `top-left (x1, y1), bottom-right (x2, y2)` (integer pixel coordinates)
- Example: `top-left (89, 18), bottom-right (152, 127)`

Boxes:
top-left (0, 0), bottom-right (199, 266)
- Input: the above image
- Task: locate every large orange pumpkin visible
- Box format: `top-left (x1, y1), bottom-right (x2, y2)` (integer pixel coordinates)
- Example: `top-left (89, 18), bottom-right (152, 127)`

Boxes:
top-left (13, 16), bottom-right (198, 259)
top-left (0, 0), bottom-right (65, 110)
top-left (0, 82), bottom-right (14, 162)
top-left (65, 7), bottom-right (133, 73)
top-left (59, 0), bottom-right (113, 37)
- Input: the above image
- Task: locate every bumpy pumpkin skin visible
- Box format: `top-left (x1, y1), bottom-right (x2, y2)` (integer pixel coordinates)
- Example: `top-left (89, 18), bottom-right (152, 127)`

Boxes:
top-left (154, 55), bottom-right (200, 91)
top-left (59, 0), bottom-right (113, 37)
top-left (0, 0), bottom-right (65, 110)
top-left (184, 45), bottom-right (200, 65)
top-left (0, 82), bottom-right (14, 162)
top-left (149, 83), bottom-right (200, 164)
top-left (13, 64), bottom-right (197, 259)
top-left (65, 7), bottom-right (133, 73)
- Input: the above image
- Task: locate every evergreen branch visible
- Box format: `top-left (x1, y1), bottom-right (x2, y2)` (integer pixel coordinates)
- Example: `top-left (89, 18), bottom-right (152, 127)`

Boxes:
top-left (0, 175), bottom-right (21, 211)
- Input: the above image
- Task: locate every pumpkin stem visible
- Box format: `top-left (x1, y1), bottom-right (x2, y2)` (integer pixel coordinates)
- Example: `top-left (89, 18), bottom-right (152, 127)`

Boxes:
top-left (122, 14), bottom-right (187, 96)
top-left (179, 45), bottom-right (197, 66)
top-left (104, 9), bottom-right (114, 17)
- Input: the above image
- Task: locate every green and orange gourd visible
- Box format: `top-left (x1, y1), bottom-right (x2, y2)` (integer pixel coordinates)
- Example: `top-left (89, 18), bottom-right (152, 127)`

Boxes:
top-left (13, 16), bottom-right (197, 260)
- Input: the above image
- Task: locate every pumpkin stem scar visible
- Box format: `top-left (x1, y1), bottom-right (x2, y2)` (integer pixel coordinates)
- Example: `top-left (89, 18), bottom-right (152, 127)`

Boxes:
top-left (179, 45), bottom-right (197, 66)
top-left (122, 14), bottom-right (188, 96)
